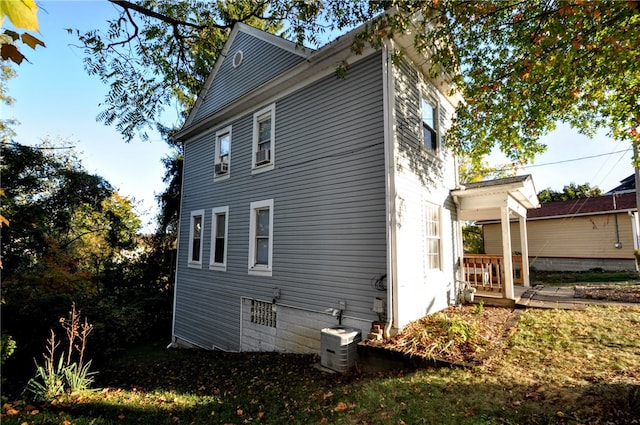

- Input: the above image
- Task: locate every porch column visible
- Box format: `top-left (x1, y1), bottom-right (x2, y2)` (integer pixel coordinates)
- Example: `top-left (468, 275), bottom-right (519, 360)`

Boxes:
top-left (500, 206), bottom-right (515, 299)
top-left (519, 214), bottom-right (530, 287)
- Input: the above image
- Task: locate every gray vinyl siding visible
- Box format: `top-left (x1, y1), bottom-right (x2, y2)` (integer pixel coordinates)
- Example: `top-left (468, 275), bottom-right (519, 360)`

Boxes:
top-left (191, 32), bottom-right (307, 123)
top-left (394, 57), bottom-right (449, 179)
top-left (175, 52), bottom-right (387, 351)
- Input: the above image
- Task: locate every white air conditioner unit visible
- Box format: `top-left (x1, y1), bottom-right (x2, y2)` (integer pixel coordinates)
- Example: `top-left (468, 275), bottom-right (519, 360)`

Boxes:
top-left (255, 149), bottom-right (271, 165)
top-left (215, 162), bottom-right (228, 175)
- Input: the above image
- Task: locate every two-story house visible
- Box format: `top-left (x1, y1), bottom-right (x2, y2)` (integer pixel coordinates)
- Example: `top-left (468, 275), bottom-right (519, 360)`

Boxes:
top-left (169, 21), bottom-right (483, 353)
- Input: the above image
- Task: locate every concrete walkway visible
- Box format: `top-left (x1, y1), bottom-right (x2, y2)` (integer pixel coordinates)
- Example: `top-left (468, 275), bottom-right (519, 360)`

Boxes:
top-left (515, 285), bottom-right (639, 310)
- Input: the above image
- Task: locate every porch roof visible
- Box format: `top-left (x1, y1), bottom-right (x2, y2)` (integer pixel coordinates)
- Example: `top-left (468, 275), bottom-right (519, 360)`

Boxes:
top-left (451, 175), bottom-right (540, 221)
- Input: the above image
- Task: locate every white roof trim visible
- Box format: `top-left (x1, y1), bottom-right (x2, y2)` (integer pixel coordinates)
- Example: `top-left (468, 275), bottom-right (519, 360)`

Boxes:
top-left (182, 23), bottom-right (311, 129)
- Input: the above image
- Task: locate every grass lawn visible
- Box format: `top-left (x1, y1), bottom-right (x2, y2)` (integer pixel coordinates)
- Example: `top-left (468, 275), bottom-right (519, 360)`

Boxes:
top-left (3, 305), bottom-right (639, 424)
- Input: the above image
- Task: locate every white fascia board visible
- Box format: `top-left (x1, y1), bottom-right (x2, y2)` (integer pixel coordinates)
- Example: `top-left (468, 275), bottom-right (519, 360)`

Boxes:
top-left (174, 38), bottom-right (379, 142)
top-left (506, 194), bottom-right (527, 218)
top-left (180, 23), bottom-right (311, 133)
top-left (182, 25), bottom-right (242, 129)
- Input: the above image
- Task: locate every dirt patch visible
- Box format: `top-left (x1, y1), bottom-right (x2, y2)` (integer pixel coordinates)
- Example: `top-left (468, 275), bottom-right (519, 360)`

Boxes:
top-left (574, 284), bottom-right (640, 303)
top-left (362, 305), bottom-right (516, 366)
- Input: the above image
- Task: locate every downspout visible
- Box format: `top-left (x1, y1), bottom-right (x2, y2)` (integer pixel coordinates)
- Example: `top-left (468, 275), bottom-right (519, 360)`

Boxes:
top-left (613, 193), bottom-right (622, 249)
top-left (382, 40), bottom-right (397, 338)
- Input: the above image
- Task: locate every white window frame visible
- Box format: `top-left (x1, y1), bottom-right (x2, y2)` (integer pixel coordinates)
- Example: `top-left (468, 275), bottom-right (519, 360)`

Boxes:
top-left (251, 104), bottom-right (275, 174)
top-left (214, 126), bottom-right (232, 181)
top-left (420, 95), bottom-right (439, 155)
top-left (425, 203), bottom-right (442, 271)
top-left (209, 206), bottom-right (229, 271)
top-left (188, 209), bottom-right (205, 268)
top-left (248, 199), bottom-right (274, 276)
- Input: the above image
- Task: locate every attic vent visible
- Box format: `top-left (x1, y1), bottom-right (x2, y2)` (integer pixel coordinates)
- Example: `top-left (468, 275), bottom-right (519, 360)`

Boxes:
top-left (232, 50), bottom-right (243, 68)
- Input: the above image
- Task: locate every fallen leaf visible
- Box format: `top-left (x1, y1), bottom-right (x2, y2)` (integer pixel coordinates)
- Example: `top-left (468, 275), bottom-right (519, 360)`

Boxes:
top-left (236, 409), bottom-right (243, 416)
top-left (257, 411), bottom-right (265, 420)
top-left (323, 391), bottom-right (334, 400)
top-left (334, 402), bottom-right (349, 412)
top-left (6, 408), bottom-right (19, 416)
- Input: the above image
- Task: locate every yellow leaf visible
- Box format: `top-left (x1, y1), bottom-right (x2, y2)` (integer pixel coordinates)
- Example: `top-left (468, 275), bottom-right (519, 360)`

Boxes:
top-left (21, 32), bottom-right (45, 49)
top-left (0, 0), bottom-right (39, 31)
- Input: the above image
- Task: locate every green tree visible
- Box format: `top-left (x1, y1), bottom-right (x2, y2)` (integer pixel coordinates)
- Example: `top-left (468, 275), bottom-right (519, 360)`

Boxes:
top-left (0, 140), bottom-right (141, 298)
top-left (75, 0), bottom-right (286, 141)
top-left (537, 182), bottom-right (602, 203)
top-left (76, 1), bottom-right (638, 162)
top-left (458, 156), bottom-right (517, 184)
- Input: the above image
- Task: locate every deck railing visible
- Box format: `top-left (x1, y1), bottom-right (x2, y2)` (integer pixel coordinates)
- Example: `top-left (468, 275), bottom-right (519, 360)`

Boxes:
top-left (463, 254), bottom-right (523, 295)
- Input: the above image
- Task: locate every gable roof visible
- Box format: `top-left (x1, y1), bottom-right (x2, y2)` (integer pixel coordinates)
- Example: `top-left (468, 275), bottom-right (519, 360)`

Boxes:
top-left (526, 191), bottom-right (637, 220)
top-left (174, 14), bottom-right (465, 143)
top-left (183, 23), bottom-right (311, 128)
top-left (456, 175), bottom-right (540, 210)
top-left (606, 174), bottom-right (635, 194)
top-left (452, 175), bottom-right (540, 221)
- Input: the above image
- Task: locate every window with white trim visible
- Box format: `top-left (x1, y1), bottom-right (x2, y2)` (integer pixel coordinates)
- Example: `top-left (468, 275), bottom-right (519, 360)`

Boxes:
top-left (248, 199), bottom-right (273, 275)
top-left (421, 97), bottom-right (438, 153)
top-left (425, 203), bottom-right (441, 270)
top-left (188, 209), bottom-right (205, 268)
top-left (214, 126), bottom-right (231, 179)
top-left (252, 104), bottom-right (275, 173)
top-left (210, 206), bottom-right (229, 271)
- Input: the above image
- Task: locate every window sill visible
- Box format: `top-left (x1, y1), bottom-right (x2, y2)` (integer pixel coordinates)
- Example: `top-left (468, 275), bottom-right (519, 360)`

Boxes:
top-left (214, 173), bottom-right (230, 182)
top-left (248, 267), bottom-right (272, 277)
top-left (209, 263), bottom-right (227, 272)
top-left (251, 163), bottom-right (275, 175)
top-left (188, 262), bottom-right (202, 269)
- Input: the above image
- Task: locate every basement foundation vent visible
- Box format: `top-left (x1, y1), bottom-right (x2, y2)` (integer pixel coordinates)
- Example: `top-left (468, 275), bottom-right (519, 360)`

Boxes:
top-left (251, 299), bottom-right (276, 328)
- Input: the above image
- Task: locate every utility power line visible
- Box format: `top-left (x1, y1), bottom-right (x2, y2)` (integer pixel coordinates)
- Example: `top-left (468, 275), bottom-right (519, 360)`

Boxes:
top-left (522, 148), bottom-right (631, 168)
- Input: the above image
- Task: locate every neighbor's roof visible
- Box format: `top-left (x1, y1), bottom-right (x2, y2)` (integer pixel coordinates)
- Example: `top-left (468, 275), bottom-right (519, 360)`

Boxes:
top-left (527, 191), bottom-right (637, 220)
top-left (477, 191), bottom-right (636, 224)
top-left (606, 174), bottom-right (635, 194)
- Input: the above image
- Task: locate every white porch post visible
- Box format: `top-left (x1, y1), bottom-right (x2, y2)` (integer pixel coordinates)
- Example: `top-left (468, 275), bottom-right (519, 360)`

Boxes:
top-left (500, 206), bottom-right (515, 299)
top-left (519, 214), bottom-right (530, 287)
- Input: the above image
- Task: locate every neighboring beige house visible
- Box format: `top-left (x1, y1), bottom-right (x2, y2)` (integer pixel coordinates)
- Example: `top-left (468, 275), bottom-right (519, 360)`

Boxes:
top-left (481, 191), bottom-right (639, 271)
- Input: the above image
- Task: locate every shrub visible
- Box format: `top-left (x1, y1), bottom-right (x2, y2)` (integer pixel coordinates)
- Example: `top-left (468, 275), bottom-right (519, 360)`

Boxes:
top-left (26, 304), bottom-right (97, 402)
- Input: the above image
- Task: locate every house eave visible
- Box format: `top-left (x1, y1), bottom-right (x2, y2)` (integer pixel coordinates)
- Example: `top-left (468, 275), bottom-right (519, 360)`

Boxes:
top-left (479, 208), bottom-right (638, 225)
top-left (173, 23), bottom-right (377, 143)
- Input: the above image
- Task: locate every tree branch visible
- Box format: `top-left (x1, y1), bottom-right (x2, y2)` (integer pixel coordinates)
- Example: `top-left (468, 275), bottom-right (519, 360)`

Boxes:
top-left (108, 0), bottom-right (226, 30)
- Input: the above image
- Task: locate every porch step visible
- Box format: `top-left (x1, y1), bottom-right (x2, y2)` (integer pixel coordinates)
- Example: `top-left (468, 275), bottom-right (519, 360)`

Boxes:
top-left (472, 296), bottom-right (515, 308)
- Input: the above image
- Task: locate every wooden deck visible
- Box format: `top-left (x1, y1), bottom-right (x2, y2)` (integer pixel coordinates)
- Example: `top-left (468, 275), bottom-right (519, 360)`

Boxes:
top-left (463, 254), bottom-right (524, 300)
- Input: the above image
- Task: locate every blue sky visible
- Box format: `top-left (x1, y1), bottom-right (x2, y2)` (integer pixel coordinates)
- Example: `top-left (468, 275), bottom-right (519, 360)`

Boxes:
top-left (4, 1), bottom-right (635, 230)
